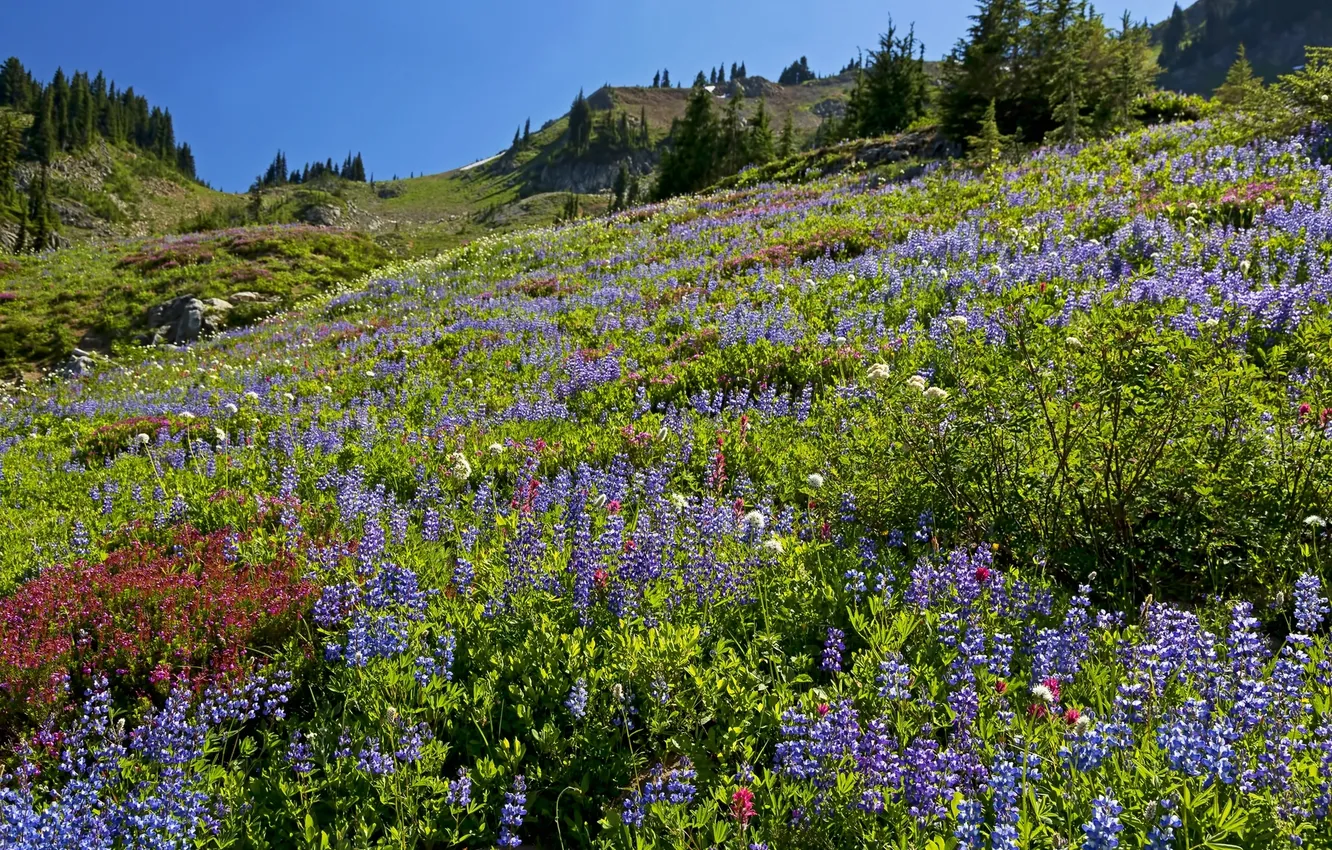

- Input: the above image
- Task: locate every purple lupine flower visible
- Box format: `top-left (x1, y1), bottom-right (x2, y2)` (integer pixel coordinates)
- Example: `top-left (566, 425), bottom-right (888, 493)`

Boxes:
top-left (1081, 791), bottom-right (1124, 850)
top-left (821, 627), bottom-right (845, 673)
top-left (497, 775), bottom-right (527, 848)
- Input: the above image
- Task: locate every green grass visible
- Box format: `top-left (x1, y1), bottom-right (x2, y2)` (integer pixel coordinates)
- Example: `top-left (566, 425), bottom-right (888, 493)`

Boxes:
top-left (0, 225), bottom-right (389, 375)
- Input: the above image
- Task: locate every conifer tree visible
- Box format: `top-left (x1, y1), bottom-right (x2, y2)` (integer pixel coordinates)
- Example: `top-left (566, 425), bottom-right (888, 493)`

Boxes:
top-left (175, 143), bottom-right (197, 180)
top-left (626, 175), bottom-right (639, 207)
top-left (1159, 3), bottom-right (1188, 68)
top-left (653, 70), bottom-right (661, 88)
top-left (0, 113), bottom-right (19, 204)
top-left (749, 96), bottom-right (775, 165)
top-left (661, 69), bottom-right (670, 87)
top-left (27, 165), bottom-right (52, 252)
top-left (50, 68), bottom-right (71, 151)
top-left (731, 62), bottom-right (739, 81)
top-left (513, 126), bottom-right (522, 147)
top-left (778, 110), bottom-right (795, 159)
top-left (719, 84), bottom-right (748, 174)
top-left (739, 61), bottom-right (747, 78)
top-left (568, 89), bottom-right (593, 154)
top-left (639, 106), bottom-right (650, 147)
top-left (694, 71), bottom-right (708, 88)
top-left (523, 118), bottom-right (531, 143)
top-left (0, 57), bottom-right (30, 109)
top-left (654, 84), bottom-right (717, 199)
top-left (856, 19), bottom-right (929, 138)
top-left (966, 99), bottom-right (1008, 168)
top-left (1106, 12), bottom-right (1157, 129)
top-left (351, 153), bottom-right (366, 181)
top-left (612, 162), bottom-right (629, 211)
top-left (1215, 44), bottom-right (1260, 107)
top-left (717, 63), bottom-right (725, 84)
top-left (30, 89), bottom-right (56, 164)
top-left (939, 0), bottom-right (1023, 142)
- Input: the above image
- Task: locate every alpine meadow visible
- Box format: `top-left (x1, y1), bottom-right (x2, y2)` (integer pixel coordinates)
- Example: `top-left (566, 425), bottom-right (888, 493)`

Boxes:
top-left (3, 1), bottom-right (1332, 848)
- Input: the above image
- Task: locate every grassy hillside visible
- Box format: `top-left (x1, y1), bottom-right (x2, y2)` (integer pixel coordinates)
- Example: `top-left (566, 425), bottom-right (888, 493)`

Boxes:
top-left (0, 225), bottom-right (387, 376)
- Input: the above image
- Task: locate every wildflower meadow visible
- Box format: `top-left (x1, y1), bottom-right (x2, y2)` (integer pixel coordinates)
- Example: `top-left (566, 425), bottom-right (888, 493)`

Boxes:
top-left (1, 112), bottom-right (1332, 849)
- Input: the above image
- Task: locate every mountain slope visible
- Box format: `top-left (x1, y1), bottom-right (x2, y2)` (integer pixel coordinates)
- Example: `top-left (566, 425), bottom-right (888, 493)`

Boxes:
top-left (1154, 0), bottom-right (1331, 93)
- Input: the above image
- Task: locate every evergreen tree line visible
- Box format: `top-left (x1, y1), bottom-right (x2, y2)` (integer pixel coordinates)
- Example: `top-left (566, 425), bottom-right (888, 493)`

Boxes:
top-left (1157, 0), bottom-right (1312, 75)
top-left (564, 90), bottom-right (651, 156)
top-left (778, 56), bottom-right (817, 85)
top-left (938, 0), bottom-right (1158, 146)
top-left (653, 83), bottom-right (796, 199)
top-left (254, 150), bottom-right (366, 190)
top-left (0, 56), bottom-right (195, 177)
top-left (818, 20), bottom-right (931, 144)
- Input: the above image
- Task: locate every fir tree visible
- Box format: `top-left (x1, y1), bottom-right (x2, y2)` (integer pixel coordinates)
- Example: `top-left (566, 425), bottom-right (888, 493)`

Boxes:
top-left (27, 165), bottom-right (53, 252)
top-left (709, 67), bottom-right (717, 85)
top-left (661, 68), bottom-right (671, 87)
top-left (568, 89), bottom-right (593, 154)
top-left (523, 118), bottom-right (531, 144)
top-left (855, 18), bottom-right (930, 138)
top-left (612, 162), bottom-right (629, 211)
top-left (626, 175), bottom-right (639, 207)
top-left (0, 112), bottom-right (19, 204)
top-left (50, 68), bottom-right (70, 151)
top-left (777, 110), bottom-right (796, 159)
top-left (654, 84), bottom-right (717, 199)
top-left (639, 106), bottom-right (650, 147)
top-left (0, 57), bottom-right (30, 109)
top-left (653, 70), bottom-right (661, 88)
top-left (719, 83), bottom-right (748, 174)
top-left (513, 126), bottom-right (522, 147)
top-left (1215, 44), bottom-right (1260, 107)
top-left (749, 96), bottom-right (775, 165)
top-left (965, 99), bottom-right (1008, 168)
top-left (30, 88), bottom-right (56, 164)
top-left (351, 153), bottom-right (366, 181)
top-left (1106, 12), bottom-right (1157, 130)
top-left (693, 71), bottom-right (707, 88)
top-left (939, 0), bottom-right (1024, 142)
top-left (731, 62), bottom-right (740, 81)
top-left (175, 143), bottom-right (197, 180)
top-left (1159, 3), bottom-right (1188, 68)
top-left (738, 61), bottom-right (747, 78)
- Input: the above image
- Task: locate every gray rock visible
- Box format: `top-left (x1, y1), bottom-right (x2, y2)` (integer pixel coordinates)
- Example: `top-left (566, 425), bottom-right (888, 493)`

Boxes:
top-left (300, 203), bottom-right (343, 226)
top-left (203, 298), bottom-right (234, 312)
top-left (173, 298), bottom-right (205, 344)
top-left (533, 150), bottom-right (657, 194)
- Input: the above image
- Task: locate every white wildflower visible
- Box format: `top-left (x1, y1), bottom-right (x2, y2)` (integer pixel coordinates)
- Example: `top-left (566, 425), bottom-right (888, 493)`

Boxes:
top-left (924, 386), bottom-right (949, 400)
top-left (1075, 713), bottom-right (1093, 731)
top-left (743, 510), bottom-right (766, 533)
top-left (806, 473), bottom-right (825, 489)
top-left (214, 428), bottom-right (227, 444)
top-left (835, 335), bottom-right (848, 345)
top-left (488, 442), bottom-right (505, 454)
top-left (1066, 337), bottom-right (1082, 349)
top-left (178, 411), bottom-right (195, 420)
top-left (365, 370), bottom-right (376, 378)
top-left (449, 451), bottom-right (472, 480)
top-left (223, 403), bottom-right (238, 415)
top-left (946, 315), bottom-right (969, 330)
top-left (762, 537), bottom-right (785, 553)
top-left (1305, 515), bottom-right (1327, 528)
top-left (1031, 684), bottom-right (1056, 704)
top-left (245, 391), bottom-right (259, 401)
top-left (906, 375), bottom-right (928, 392)
top-left (1239, 259), bottom-right (1252, 275)
top-left (867, 363), bottom-right (892, 381)
top-left (592, 493), bottom-right (608, 509)
top-left (669, 493), bottom-right (689, 510)
top-left (283, 392), bottom-right (295, 402)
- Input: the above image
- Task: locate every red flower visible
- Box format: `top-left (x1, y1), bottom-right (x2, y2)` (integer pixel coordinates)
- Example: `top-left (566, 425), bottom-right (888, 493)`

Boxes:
top-left (606, 499), bottom-right (622, 514)
top-left (975, 566), bottom-right (992, 584)
top-left (593, 569), bottom-right (609, 590)
top-left (816, 702), bottom-right (830, 716)
top-left (731, 787), bottom-right (755, 827)
top-left (995, 680), bottom-right (1008, 694)
top-left (1063, 707), bottom-right (1082, 725)
top-left (1027, 703), bottom-right (1048, 720)
top-left (1299, 403), bottom-right (1312, 419)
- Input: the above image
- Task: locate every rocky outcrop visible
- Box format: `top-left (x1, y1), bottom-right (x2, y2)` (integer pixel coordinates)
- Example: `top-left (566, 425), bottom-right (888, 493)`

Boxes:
top-left (532, 150), bottom-right (658, 194)
top-left (299, 203), bottom-right (344, 226)
top-left (143, 295), bottom-right (229, 345)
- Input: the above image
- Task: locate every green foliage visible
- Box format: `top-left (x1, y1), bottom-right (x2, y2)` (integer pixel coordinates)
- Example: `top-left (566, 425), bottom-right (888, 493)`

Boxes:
top-left (1214, 45), bottom-right (1263, 107)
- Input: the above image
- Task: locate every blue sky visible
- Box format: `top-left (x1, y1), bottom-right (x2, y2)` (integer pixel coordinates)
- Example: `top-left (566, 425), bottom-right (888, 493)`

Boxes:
top-left (7, 0), bottom-right (1182, 192)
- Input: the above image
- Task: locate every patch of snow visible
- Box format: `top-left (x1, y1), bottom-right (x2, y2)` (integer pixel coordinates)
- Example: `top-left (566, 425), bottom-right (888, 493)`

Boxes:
top-left (460, 153), bottom-right (504, 172)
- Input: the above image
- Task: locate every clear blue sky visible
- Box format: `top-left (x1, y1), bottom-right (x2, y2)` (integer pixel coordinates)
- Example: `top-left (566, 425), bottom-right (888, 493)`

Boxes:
top-left (7, 0), bottom-right (1181, 192)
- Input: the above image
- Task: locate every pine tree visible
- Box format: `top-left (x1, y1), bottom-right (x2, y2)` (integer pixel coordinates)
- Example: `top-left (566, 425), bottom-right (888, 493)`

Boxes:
top-left (1159, 3), bottom-right (1188, 68)
top-left (694, 71), bottom-right (708, 88)
top-left (30, 88), bottom-right (56, 164)
top-left (939, 0), bottom-right (1024, 142)
top-left (639, 106), bottom-right (650, 147)
top-left (739, 62), bottom-right (747, 79)
top-left (856, 19), bottom-right (930, 138)
top-left (0, 57), bottom-right (30, 109)
top-left (719, 83), bottom-right (748, 174)
top-left (749, 96), bottom-right (775, 165)
top-left (653, 70), bottom-right (661, 88)
top-left (1215, 44), bottom-right (1260, 107)
top-left (731, 62), bottom-right (740, 81)
top-left (966, 99), bottom-right (1008, 168)
top-left (718, 63), bottom-right (726, 84)
top-left (654, 84), bottom-right (717, 199)
top-left (523, 118), bottom-right (531, 143)
top-left (175, 143), bottom-right (197, 180)
top-left (50, 68), bottom-right (71, 151)
top-left (612, 162), bottom-right (629, 211)
top-left (778, 110), bottom-right (795, 158)
top-left (513, 126), bottom-right (522, 147)
top-left (0, 112), bottom-right (19, 204)
top-left (27, 165), bottom-right (53, 252)
top-left (626, 176), bottom-right (639, 207)
top-left (351, 153), bottom-right (366, 181)
top-left (1106, 12), bottom-right (1157, 130)
top-left (661, 69), bottom-right (671, 87)
top-left (568, 89), bottom-right (593, 154)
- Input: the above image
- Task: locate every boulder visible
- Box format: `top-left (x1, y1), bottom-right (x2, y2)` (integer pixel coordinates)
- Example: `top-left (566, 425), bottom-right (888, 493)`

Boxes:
top-left (229, 291), bottom-right (266, 303)
top-left (173, 298), bottom-right (205, 343)
top-left (300, 203), bottom-right (343, 226)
